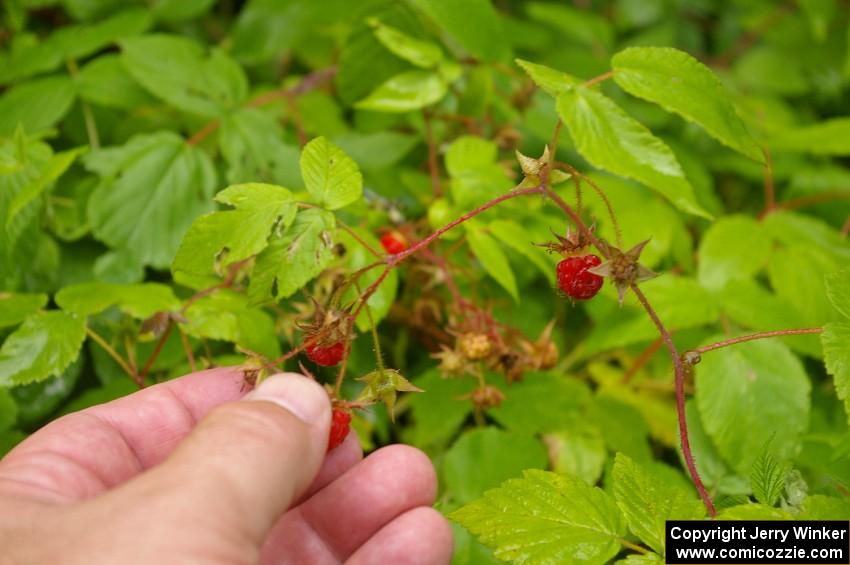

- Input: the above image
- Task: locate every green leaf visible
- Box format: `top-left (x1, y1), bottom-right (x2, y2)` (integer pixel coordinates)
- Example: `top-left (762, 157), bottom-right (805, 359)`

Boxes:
top-left (799, 495), bottom-right (850, 519)
top-left (0, 75), bottom-right (76, 136)
top-left (556, 86), bottom-right (707, 218)
top-left (85, 131), bottom-right (216, 270)
top-left (443, 428), bottom-right (548, 504)
top-left (300, 137), bottom-right (363, 210)
top-left (405, 370), bottom-right (473, 449)
top-left (0, 388), bottom-right (17, 431)
top-left (696, 338), bottom-right (810, 475)
top-left (248, 208), bottom-right (336, 303)
top-left (446, 136), bottom-right (512, 209)
top-left (611, 47), bottom-right (763, 163)
top-left (526, 2), bottom-right (613, 50)
top-left (0, 292), bottom-right (47, 328)
top-left (451, 469), bottom-right (626, 565)
top-left (218, 108), bottom-right (302, 188)
top-left (822, 322), bottom-right (850, 426)
top-left (767, 245), bottom-right (839, 331)
top-left (338, 228), bottom-right (398, 332)
top-left (770, 118), bottom-right (850, 155)
top-left (412, 0), bottom-right (509, 62)
top-left (173, 183), bottom-right (296, 282)
top-left (151, 0), bottom-right (215, 22)
top-left (697, 215), bottom-right (771, 290)
top-left (369, 18), bottom-right (443, 68)
top-left (516, 58), bottom-right (580, 96)
top-left (121, 34), bottom-right (247, 118)
top-left (465, 224), bottom-right (518, 301)
top-left (0, 311), bottom-right (86, 387)
top-left (546, 426), bottom-right (606, 485)
top-left (612, 453), bottom-right (704, 554)
top-left (718, 504), bottom-right (793, 520)
top-left (76, 54), bottom-right (156, 109)
top-left (48, 8), bottom-right (151, 60)
top-left (826, 269), bottom-right (850, 319)
top-left (55, 282), bottom-right (180, 319)
top-left (181, 290), bottom-right (280, 359)
top-left (750, 443), bottom-right (790, 507)
top-left (355, 70), bottom-right (447, 113)
top-left (11, 357), bottom-right (82, 425)
top-left (488, 219), bottom-right (553, 280)
top-left (7, 146), bottom-right (82, 226)
top-left (489, 373), bottom-right (590, 434)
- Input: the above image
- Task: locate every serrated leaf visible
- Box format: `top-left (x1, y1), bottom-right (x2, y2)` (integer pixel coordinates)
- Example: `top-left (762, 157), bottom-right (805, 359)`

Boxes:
top-left (697, 215), bottom-right (771, 290)
top-left (85, 131), bottom-right (216, 271)
top-left (0, 75), bottom-right (76, 136)
top-left (0, 292), bottom-right (47, 328)
top-left (825, 269), bottom-right (850, 319)
top-left (355, 70), bottom-right (447, 113)
top-left (516, 58), bottom-right (580, 96)
top-left (750, 443), bottom-right (790, 507)
top-left (173, 183), bottom-right (296, 282)
top-left (465, 224), bottom-right (518, 301)
top-left (443, 428), bottom-right (548, 504)
top-left (696, 338), bottom-right (810, 475)
top-left (822, 322), bottom-right (850, 426)
top-left (300, 137), bottom-right (362, 210)
top-left (612, 453), bottom-right (704, 554)
top-left (55, 282), bottom-right (180, 319)
top-left (370, 18), bottom-right (443, 68)
top-left (7, 146), bottom-right (82, 226)
top-left (121, 34), bottom-right (247, 118)
top-left (247, 208), bottom-right (336, 303)
top-left (612, 47), bottom-right (763, 163)
top-left (0, 311), bottom-right (86, 387)
top-left (556, 86), bottom-right (708, 218)
top-left (451, 469), bottom-right (626, 565)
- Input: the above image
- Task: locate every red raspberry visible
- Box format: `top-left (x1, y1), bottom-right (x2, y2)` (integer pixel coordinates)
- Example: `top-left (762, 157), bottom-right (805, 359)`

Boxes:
top-left (557, 255), bottom-right (603, 300)
top-left (305, 340), bottom-right (345, 366)
top-left (328, 408), bottom-right (351, 451)
top-left (380, 231), bottom-right (408, 254)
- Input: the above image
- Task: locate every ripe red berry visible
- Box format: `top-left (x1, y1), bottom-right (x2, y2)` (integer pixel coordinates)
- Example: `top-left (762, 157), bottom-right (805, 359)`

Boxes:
top-left (557, 254), bottom-right (603, 300)
top-left (328, 408), bottom-right (351, 452)
top-left (380, 231), bottom-right (408, 255)
top-left (305, 340), bottom-right (346, 366)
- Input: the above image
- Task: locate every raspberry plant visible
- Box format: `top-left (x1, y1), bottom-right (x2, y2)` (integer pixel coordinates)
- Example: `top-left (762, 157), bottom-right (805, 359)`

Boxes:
top-left (2, 1), bottom-right (850, 563)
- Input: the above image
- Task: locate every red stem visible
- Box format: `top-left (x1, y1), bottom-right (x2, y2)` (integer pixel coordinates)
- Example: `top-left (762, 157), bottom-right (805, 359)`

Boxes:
top-left (691, 328), bottom-right (822, 355)
top-left (632, 285), bottom-right (716, 517)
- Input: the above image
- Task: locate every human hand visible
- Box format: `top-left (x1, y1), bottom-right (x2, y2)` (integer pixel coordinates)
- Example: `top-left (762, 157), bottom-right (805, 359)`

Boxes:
top-left (0, 368), bottom-right (452, 564)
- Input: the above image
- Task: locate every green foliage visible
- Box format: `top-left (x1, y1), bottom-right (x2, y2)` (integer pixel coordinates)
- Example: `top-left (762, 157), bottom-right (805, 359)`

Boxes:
top-left (3, 2), bottom-right (850, 562)
top-left (612, 454), bottom-right (704, 554)
top-left (0, 311), bottom-right (86, 386)
top-left (451, 469), bottom-right (626, 564)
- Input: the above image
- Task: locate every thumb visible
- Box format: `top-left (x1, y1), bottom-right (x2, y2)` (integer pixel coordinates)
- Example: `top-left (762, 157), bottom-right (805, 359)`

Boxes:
top-left (131, 373), bottom-right (331, 544)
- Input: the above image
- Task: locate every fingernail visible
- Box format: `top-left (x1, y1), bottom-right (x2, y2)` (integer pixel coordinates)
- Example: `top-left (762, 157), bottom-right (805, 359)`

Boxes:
top-left (246, 373), bottom-right (329, 425)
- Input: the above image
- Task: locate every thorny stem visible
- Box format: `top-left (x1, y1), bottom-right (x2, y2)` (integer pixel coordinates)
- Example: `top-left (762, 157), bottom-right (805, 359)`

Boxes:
top-left (556, 161), bottom-right (623, 248)
top-left (423, 109), bottom-right (443, 197)
top-left (689, 328), bottom-right (823, 356)
top-left (86, 327), bottom-right (139, 385)
top-left (631, 285), bottom-right (716, 517)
